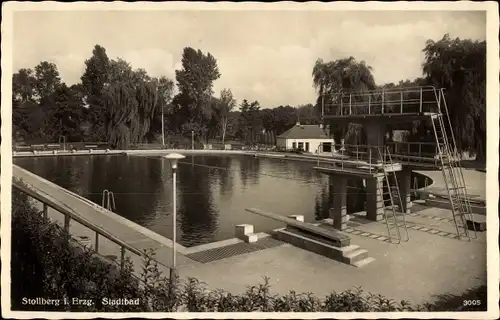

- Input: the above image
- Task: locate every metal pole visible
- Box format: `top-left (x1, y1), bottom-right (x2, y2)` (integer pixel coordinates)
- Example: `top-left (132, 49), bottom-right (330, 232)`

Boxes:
top-left (381, 89), bottom-right (385, 114)
top-left (161, 105), bottom-right (165, 146)
top-left (349, 94), bottom-right (352, 115)
top-left (321, 94), bottom-right (325, 119)
top-left (172, 166), bottom-right (177, 273)
top-left (43, 203), bottom-right (48, 220)
top-left (419, 87), bottom-right (423, 112)
top-left (340, 94), bottom-right (343, 116)
top-left (191, 131), bottom-right (194, 150)
top-left (368, 95), bottom-right (371, 114)
top-left (156, 80), bottom-right (166, 147)
top-left (400, 91), bottom-right (403, 113)
top-left (95, 232), bottom-right (99, 253)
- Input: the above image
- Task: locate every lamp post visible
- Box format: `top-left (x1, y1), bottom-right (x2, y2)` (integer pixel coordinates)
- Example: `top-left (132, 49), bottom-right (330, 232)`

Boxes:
top-left (191, 130), bottom-right (194, 150)
top-left (163, 153), bottom-right (185, 280)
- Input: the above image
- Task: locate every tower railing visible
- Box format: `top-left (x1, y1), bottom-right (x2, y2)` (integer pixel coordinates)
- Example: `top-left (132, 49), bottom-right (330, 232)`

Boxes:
top-left (321, 86), bottom-right (441, 117)
top-left (315, 143), bottom-right (399, 174)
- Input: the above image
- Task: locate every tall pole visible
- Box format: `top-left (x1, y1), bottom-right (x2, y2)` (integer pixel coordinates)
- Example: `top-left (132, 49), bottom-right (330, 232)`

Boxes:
top-left (161, 105), bottom-right (165, 146)
top-left (172, 165), bottom-right (177, 272)
top-left (191, 131), bottom-right (194, 150)
top-left (155, 80), bottom-right (166, 147)
top-left (164, 153), bottom-right (185, 284)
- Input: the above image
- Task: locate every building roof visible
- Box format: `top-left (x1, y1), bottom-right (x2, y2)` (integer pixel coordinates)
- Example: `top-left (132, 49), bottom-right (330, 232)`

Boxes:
top-left (277, 123), bottom-right (331, 139)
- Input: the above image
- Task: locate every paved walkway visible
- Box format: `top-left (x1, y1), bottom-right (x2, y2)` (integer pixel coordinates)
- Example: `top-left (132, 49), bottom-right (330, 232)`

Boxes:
top-left (13, 164), bottom-right (199, 279)
top-left (180, 205), bottom-right (486, 305)
top-left (415, 169), bottom-right (486, 201)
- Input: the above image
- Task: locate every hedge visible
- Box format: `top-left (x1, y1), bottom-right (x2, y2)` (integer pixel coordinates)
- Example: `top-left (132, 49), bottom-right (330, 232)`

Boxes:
top-left (10, 188), bottom-right (487, 312)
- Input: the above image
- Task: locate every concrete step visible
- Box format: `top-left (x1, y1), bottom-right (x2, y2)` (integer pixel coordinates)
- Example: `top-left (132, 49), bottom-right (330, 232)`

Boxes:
top-left (243, 233), bottom-right (258, 243)
top-left (342, 249), bottom-right (368, 264)
top-left (352, 257), bottom-right (376, 268)
top-left (339, 244), bottom-right (360, 253)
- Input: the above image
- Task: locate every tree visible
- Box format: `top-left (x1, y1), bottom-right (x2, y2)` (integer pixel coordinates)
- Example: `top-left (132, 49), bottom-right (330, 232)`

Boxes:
top-left (12, 68), bottom-right (37, 141)
top-left (238, 100), bottom-right (262, 145)
top-left (421, 34), bottom-right (486, 161)
top-left (81, 45), bottom-right (111, 141)
top-left (173, 47), bottom-right (221, 140)
top-left (217, 88), bottom-right (237, 145)
top-left (48, 84), bottom-right (85, 141)
top-left (33, 61), bottom-right (62, 104)
top-left (102, 60), bottom-right (159, 149)
top-left (148, 76), bottom-right (175, 143)
top-left (12, 68), bottom-right (36, 105)
top-left (12, 62), bottom-right (65, 143)
top-left (266, 105), bottom-right (297, 141)
top-left (296, 103), bottom-right (320, 125)
top-left (312, 57), bottom-right (377, 144)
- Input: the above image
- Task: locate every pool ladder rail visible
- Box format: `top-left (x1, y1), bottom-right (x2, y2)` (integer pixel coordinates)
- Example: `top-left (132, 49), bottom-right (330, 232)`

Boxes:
top-left (102, 189), bottom-right (116, 212)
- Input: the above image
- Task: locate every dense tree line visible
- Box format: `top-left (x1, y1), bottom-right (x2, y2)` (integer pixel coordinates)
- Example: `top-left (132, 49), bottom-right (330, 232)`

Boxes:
top-left (12, 34), bottom-right (485, 160)
top-left (12, 45), bottom-right (318, 148)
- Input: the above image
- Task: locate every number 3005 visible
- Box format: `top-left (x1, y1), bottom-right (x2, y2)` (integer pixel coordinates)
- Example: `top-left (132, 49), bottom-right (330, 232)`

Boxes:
top-left (463, 300), bottom-right (481, 306)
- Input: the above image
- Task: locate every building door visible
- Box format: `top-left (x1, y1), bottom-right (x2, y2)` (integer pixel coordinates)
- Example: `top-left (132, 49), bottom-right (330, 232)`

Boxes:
top-left (305, 142), bottom-right (310, 152)
top-left (292, 142), bottom-right (296, 150)
top-left (298, 142), bottom-right (304, 151)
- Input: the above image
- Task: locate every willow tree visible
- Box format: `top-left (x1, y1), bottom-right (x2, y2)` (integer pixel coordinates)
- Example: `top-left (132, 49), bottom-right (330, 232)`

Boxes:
top-left (422, 34), bottom-right (486, 162)
top-left (312, 57), bottom-right (377, 145)
top-left (103, 61), bottom-right (159, 149)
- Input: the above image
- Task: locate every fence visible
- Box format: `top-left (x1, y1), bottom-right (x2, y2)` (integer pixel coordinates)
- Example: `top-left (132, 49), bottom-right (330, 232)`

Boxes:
top-left (12, 177), bottom-right (159, 275)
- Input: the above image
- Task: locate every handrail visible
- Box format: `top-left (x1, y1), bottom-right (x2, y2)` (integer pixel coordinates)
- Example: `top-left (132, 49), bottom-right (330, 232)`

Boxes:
top-left (12, 177), bottom-right (150, 270)
top-left (102, 189), bottom-right (116, 212)
top-left (320, 85), bottom-right (438, 96)
top-left (322, 86), bottom-right (443, 116)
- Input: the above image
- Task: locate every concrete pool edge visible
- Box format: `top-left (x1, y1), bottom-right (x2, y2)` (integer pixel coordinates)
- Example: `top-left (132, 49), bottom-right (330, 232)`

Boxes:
top-left (12, 164), bottom-right (191, 255)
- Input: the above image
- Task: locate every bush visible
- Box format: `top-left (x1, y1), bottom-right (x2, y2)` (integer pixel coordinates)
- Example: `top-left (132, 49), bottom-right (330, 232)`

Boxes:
top-left (10, 187), bottom-right (487, 312)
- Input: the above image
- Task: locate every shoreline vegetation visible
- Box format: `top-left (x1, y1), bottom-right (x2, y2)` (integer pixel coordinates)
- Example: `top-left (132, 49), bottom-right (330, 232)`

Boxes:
top-left (13, 34), bottom-right (486, 163)
top-left (11, 188), bottom-right (487, 312)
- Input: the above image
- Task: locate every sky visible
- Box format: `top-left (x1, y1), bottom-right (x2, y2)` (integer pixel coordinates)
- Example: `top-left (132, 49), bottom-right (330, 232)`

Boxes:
top-left (12, 9), bottom-right (486, 107)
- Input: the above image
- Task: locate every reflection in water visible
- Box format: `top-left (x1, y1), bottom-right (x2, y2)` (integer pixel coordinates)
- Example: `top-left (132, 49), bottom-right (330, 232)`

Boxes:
top-left (16, 154), bottom-right (368, 247)
top-left (238, 155), bottom-right (261, 187)
top-left (177, 159), bottom-right (218, 246)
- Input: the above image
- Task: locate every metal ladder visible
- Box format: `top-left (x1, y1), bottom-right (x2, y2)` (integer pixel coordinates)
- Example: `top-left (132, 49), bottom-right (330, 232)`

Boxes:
top-left (377, 147), bottom-right (409, 244)
top-left (102, 189), bottom-right (116, 212)
top-left (430, 109), bottom-right (476, 240)
top-left (438, 89), bottom-right (477, 239)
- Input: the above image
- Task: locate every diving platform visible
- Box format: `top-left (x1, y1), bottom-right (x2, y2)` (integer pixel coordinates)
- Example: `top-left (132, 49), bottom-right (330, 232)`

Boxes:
top-left (314, 165), bottom-right (392, 178)
top-left (316, 85), bottom-right (479, 242)
top-left (321, 86), bottom-right (441, 123)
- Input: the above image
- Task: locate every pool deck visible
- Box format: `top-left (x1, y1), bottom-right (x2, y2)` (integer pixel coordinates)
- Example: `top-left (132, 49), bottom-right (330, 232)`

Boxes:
top-left (414, 169), bottom-right (486, 202)
top-left (9, 151), bottom-right (489, 306)
top-left (180, 208), bottom-right (486, 305)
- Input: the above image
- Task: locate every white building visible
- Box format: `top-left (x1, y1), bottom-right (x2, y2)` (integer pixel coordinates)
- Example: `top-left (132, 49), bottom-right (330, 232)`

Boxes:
top-left (276, 122), bottom-right (334, 153)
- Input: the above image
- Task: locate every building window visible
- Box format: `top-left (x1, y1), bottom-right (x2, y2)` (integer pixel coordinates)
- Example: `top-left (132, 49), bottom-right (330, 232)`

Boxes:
top-left (305, 142), bottom-right (310, 152)
top-left (322, 142), bottom-right (332, 152)
top-left (292, 142), bottom-right (296, 150)
top-left (298, 142), bottom-right (304, 150)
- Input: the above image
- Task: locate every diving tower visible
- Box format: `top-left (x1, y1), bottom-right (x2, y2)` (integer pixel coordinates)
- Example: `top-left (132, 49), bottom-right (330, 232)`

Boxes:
top-left (315, 86), bottom-right (477, 243)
